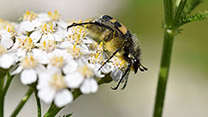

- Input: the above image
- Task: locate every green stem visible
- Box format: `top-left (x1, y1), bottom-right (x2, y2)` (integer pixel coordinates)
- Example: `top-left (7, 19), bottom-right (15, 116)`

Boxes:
top-left (0, 73), bottom-right (14, 117)
top-left (163, 0), bottom-right (174, 28)
top-left (0, 69), bottom-right (7, 117)
top-left (3, 73), bottom-right (14, 97)
top-left (44, 75), bottom-right (112, 117)
top-left (153, 0), bottom-right (175, 117)
top-left (0, 75), bottom-right (5, 117)
top-left (10, 87), bottom-right (33, 117)
top-left (153, 29), bottom-right (175, 117)
top-left (34, 89), bottom-right (41, 117)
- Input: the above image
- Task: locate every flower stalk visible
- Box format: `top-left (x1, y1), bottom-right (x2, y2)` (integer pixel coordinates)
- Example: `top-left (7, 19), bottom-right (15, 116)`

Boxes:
top-left (3, 73), bottom-right (14, 98)
top-left (0, 73), bottom-right (5, 117)
top-left (0, 69), bottom-right (10, 117)
top-left (11, 87), bottom-right (33, 117)
top-left (34, 88), bottom-right (41, 117)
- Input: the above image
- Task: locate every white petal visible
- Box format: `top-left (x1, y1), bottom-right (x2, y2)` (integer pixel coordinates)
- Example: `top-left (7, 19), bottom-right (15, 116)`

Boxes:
top-left (30, 31), bottom-right (42, 43)
top-left (0, 54), bottom-right (15, 69)
top-left (20, 69), bottom-right (37, 85)
top-left (35, 64), bottom-right (46, 74)
top-left (101, 63), bottom-right (113, 74)
top-left (32, 49), bottom-right (49, 64)
top-left (47, 65), bottom-right (61, 75)
top-left (37, 73), bottom-right (50, 89)
top-left (54, 89), bottom-right (73, 107)
top-left (82, 38), bottom-right (94, 44)
top-left (64, 72), bottom-right (84, 88)
top-left (0, 30), bottom-right (11, 39)
top-left (59, 41), bottom-right (73, 48)
top-left (63, 60), bottom-right (78, 74)
top-left (89, 79), bottom-right (98, 93)
top-left (57, 20), bottom-right (68, 29)
top-left (80, 79), bottom-right (91, 94)
top-left (80, 78), bottom-right (98, 94)
top-left (41, 34), bottom-right (55, 42)
top-left (19, 21), bottom-right (35, 32)
top-left (110, 68), bottom-right (123, 82)
top-left (51, 48), bottom-right (65, 56)
top-left (38, 87), bottom-right (55, 104)
top-left (1, 38), bottom-right (13, 49)
top-left (38, 13), bottom-right (51, 22)
top-left (15, 49), bottom-right (26, 58)
top-left (11, 66), bottom-right (23, 75)
top-left (80, 44), bottom-right (89, 53)
top-left (32, 20), bottom-right (42, 27)
top-left (54, 31), bottom-right (65, 42)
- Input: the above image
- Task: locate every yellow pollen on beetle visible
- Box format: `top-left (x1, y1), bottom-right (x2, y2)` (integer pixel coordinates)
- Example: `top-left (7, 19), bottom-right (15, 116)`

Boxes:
top-left (120, 60), bottom-right (125, 66)
top-left (89, 42), bottom-right (98, 50)
top-left (50, 56), bottom-right (65, 68)
top-left (48, 10), bottom-right (60, 21)
top-left (23, 10), bottom-right (37, 21)
top-left (21, 55), bottom-right (38, 69)
top-left (95, 53), bottom-right (99, 59)
top-left (99, 42), bottom-right (103, 48)
top-left (0, 46), bottom-right (6, 55)
top-left (18, 37), bottom-right (34, 51)
top-left (49, 73), bottom-right (66, 90)
top-left (78, 65), bottom-right (94, 78)
top-left (112, 57), bottom-right (127, 70)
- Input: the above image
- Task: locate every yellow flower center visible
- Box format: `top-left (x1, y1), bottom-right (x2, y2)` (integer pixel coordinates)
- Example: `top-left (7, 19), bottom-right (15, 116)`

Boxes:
top-left (49, 73), bottom-right (66, 90)
top-left (0, 20), bottom-right (15, 33)
top-left (88, 53), bottom-right (103, 64)
top-left (78, 65), bottom-right (94, 78)
top-left (50, 56), bottom-right (65, 68)
top-left (68, 22), bottom-right (87, 43)
top-left (41, 23), bottom-right (55, 34)
top-left (67, 44), bottom-right (82, 59)
top-left (48, 10), bottom-right (60, 21)
top-left (39, 40), bottom-right (56, 52)
top-left (21, 55), bottom-right (38, 69)
top-left (18, 36), bottom-right (34, 51)
top-left (23, 10), bottom-right (37, 21)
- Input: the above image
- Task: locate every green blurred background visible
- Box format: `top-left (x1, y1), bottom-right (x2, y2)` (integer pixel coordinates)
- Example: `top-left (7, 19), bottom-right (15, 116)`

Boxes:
top-left (1, 0), bottom-right (208, 116)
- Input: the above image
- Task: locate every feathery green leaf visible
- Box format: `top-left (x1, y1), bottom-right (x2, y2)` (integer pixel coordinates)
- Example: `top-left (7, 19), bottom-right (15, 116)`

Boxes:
top-left (61, 113), bottom-right (73, 117)
top-left (176, 10), bottom-right (208, 27)
top-left (173, 0), bottom-right (188, 26)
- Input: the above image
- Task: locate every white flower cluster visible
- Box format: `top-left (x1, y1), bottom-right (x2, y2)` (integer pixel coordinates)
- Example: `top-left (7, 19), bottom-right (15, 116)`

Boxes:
top-left (0, 10), bottom-right (127, 107)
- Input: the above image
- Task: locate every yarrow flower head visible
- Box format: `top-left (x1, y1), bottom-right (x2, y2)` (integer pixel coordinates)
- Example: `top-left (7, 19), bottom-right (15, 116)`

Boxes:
top-left (0, 10), bottom-right (130, 107)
